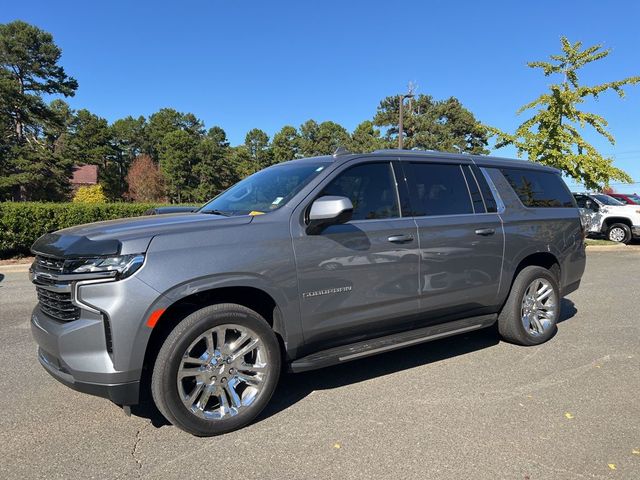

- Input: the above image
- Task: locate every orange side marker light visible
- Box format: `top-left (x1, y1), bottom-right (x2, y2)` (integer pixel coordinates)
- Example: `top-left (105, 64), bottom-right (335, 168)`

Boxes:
top-left (146, 308), bottom-right (166, 328)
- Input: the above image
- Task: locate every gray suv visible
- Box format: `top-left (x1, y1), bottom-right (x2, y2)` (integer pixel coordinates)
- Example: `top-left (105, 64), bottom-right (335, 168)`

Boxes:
top-left (30, 150), bottom-right (586, 436)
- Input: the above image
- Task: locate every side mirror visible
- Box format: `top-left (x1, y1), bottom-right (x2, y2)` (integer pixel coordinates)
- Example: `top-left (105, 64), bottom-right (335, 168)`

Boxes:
top-left (307, 196), bottom-right (353, 234)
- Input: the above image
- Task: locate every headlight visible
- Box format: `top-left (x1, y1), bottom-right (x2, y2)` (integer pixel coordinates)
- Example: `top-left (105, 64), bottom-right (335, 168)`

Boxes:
top-left (66, 254), bottom-right (145, 279)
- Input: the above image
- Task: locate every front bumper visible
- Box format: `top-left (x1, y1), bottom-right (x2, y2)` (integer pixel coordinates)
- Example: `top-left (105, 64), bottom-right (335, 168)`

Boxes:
top-left (29, 268), bottom-right (166, 405)
top-left (31, 306), bottom-right (141, 404)
top-left (37, 348), bottom-right (139, 405)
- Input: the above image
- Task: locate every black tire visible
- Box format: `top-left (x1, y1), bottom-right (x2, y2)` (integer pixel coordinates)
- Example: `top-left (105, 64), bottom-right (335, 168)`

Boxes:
top-left (498, 266), bottom-right (560, 346)
top-left (606, 223), bottom-right (631, 244)
top-left (151, 303), bottom-right (281, 436)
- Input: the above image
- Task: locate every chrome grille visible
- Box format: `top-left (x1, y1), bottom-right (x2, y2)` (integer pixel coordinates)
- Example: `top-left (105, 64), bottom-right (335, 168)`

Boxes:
top-left (36, 287), bottom-right (80, 321)
top-left (35, 255), bottom-right (66, 274)
top-left (33, 255), bottom-right (79, 321)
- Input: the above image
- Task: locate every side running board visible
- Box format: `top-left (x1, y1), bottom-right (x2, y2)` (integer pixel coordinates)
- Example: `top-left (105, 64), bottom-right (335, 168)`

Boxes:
top-left (290, 314), bottom-right (497, 373)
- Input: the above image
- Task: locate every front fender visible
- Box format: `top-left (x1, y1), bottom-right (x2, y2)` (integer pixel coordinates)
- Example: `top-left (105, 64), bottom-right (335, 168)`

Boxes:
top-left (127, 273), bottom-right (302, 374)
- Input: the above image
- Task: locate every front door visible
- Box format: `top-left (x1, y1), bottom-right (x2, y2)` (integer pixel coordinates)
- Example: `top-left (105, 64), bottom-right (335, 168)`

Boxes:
top-left (291, 161), bottom-right (420, 352)
top-left (574, 194), bottom-right (601, 233)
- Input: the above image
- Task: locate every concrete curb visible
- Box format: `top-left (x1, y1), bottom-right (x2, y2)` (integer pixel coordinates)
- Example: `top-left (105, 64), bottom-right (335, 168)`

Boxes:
top-left (586, 245), bottom-right (632, 251)
top-left (0, 263), bottom-right (31, 273)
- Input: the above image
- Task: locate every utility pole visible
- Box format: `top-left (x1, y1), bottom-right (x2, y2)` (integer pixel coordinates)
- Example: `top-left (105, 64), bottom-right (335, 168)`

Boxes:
top-left (398, 96), bottom-right (405, 150)
top-left (398, 89), bottom-right (415, 149)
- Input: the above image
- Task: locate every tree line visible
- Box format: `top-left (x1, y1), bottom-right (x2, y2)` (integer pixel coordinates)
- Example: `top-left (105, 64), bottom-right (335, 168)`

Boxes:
top-left (1, 21), bottom-right (637, 203)
top-left (0, 21), bottom-right (489, 203)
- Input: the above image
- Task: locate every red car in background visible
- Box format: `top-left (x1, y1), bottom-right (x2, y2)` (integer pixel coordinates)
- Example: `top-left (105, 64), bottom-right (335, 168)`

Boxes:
top-left (608, 193), bottom-right (640, 205)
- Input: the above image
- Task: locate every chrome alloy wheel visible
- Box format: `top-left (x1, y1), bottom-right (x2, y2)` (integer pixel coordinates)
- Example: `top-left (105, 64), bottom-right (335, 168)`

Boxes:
top-left (177, 324), bottom-right (268, 420)
top-left (520, 278), bottom-right (557, 336)
top-left (609, 226), bottom-right (626, 242)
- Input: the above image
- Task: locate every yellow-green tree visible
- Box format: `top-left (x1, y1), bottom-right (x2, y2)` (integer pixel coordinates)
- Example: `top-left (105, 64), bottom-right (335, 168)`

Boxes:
top-left (73, 184), bottom-right (107, 203)
top-left (490, 37), bottom-right (639, 190)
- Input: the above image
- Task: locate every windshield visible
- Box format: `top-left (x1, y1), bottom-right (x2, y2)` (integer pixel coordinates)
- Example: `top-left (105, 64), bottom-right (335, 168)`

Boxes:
top-left (592, 194), bottom-right (624, 206)
top-left (199, 162), bottom-right (328, 216)
top-left (625, 194), bottom-right (640, 204)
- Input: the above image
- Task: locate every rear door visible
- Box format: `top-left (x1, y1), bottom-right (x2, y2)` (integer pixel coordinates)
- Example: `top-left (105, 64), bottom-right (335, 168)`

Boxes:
top-left (402, 160), bottom-right (504, 326)
top-left (291, 160), bottom-right (420, 352)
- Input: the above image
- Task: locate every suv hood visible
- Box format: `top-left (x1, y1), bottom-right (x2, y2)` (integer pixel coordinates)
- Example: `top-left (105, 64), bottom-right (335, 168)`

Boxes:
top-left (31, 213), bottom-right (253, 258)
top-left (601, 204), bottom-right (640, 219)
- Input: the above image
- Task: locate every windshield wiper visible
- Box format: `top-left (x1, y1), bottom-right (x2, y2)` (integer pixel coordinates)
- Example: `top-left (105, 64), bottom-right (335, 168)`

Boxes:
top-left (200, 209), bottom-right (231, 217)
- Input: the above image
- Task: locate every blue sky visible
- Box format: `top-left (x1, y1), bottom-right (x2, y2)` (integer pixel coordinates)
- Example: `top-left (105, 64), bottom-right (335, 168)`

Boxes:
top-left (3, 0), bottom-right (640, 192)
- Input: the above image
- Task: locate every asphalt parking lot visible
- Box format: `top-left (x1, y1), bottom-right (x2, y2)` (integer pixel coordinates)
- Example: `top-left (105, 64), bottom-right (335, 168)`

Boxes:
top-left (0, 249), bottom-right (638, 479)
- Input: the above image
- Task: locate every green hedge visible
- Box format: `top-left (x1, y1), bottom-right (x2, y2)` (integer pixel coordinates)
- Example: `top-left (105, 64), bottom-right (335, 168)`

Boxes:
top-left (0, 202), bottom-right (163, 258)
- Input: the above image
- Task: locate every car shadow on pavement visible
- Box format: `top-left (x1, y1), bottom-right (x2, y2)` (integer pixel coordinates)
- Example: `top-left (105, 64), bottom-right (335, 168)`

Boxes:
top-left (0, 273), bottom-right (4, 283)
top-left (557, 297), bottom-right (577, 324)
top-left (259, 298), bottom-right (577, 424)
top-left (130, 299), bottom-right (577, 430)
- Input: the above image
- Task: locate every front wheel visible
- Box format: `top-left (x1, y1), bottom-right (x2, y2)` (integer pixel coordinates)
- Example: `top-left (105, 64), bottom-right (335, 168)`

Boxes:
top-left (151, 304), bottom-right (281, 436)
top-left (607, 223), bottom-right (631, 244)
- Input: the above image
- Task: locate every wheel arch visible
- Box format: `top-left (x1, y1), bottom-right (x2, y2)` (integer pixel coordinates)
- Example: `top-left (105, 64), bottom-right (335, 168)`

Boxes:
top-left (500, 251), bottom-right (561, 311)
top-left (513, 251), bottom-right (561, 281)
top-left (601, 216), bottom-right (632, 232)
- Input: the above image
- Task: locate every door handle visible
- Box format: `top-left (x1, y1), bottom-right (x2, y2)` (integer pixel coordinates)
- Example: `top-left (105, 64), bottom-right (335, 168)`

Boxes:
top-left (474, 228), bottom-right (496, 236)
top-left (387, 234), bottom-right (414, 243)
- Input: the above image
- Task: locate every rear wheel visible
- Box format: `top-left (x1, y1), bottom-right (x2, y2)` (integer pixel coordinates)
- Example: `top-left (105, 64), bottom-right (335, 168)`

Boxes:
top-left (151, 303), bottom-right (281, 436)
top-left (607, 223), bottom-right (631, 244)
top-left (498, 266), bottom-right (560, 346)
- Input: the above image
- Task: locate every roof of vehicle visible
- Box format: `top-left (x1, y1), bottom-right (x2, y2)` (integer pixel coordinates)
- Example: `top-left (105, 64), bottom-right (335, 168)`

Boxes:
top-left (573, 192), bottom-right (615, 197)
top-left (281, 149), bottom-right (560, 173)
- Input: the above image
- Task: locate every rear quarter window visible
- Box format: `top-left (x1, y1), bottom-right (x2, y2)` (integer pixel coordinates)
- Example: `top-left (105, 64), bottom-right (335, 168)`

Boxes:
top-left (499, 168), bottom-right (576, 208)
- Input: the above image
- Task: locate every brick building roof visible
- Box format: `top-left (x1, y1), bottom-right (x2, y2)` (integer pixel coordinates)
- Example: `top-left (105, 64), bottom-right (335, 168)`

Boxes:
top-left (71, 165), bottom-right (98, 185)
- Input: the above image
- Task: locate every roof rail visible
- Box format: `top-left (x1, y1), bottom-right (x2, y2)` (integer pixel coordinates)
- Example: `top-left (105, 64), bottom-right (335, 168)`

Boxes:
top-left (372, 149), bottom-right (401, 154)
top-left (372, 148), bottom-right (441, 154)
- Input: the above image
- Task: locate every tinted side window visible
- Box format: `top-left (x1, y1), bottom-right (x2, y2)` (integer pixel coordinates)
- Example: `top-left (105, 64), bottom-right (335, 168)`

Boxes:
top-left (574, 194), bottom-right (589, 208)
top-left (472, 166), bottom-right (498, 212)
top-left (320, 162), bottom-right (399, 220)
top-left (407, 163), bottom-right (473, 216)
top-left (576, 195), bottom-right (599, 211)
top-left (462, 165), bottom-right (485, 213)
top-left (500, 168), bottom-right (575, 208)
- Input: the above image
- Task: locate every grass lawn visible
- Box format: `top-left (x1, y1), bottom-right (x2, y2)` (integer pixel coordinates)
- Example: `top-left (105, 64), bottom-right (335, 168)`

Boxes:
top-left (585, 238), bottom-right (623, 246)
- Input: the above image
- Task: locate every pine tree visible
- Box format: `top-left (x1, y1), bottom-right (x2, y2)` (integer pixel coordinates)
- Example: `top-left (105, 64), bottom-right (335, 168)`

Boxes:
top-left (0, 20), bottom-right (78, 200)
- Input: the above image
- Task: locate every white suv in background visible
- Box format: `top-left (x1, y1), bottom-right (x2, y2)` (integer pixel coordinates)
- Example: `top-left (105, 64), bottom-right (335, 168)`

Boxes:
top-left (573, 193), bottom-right (640, 244)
